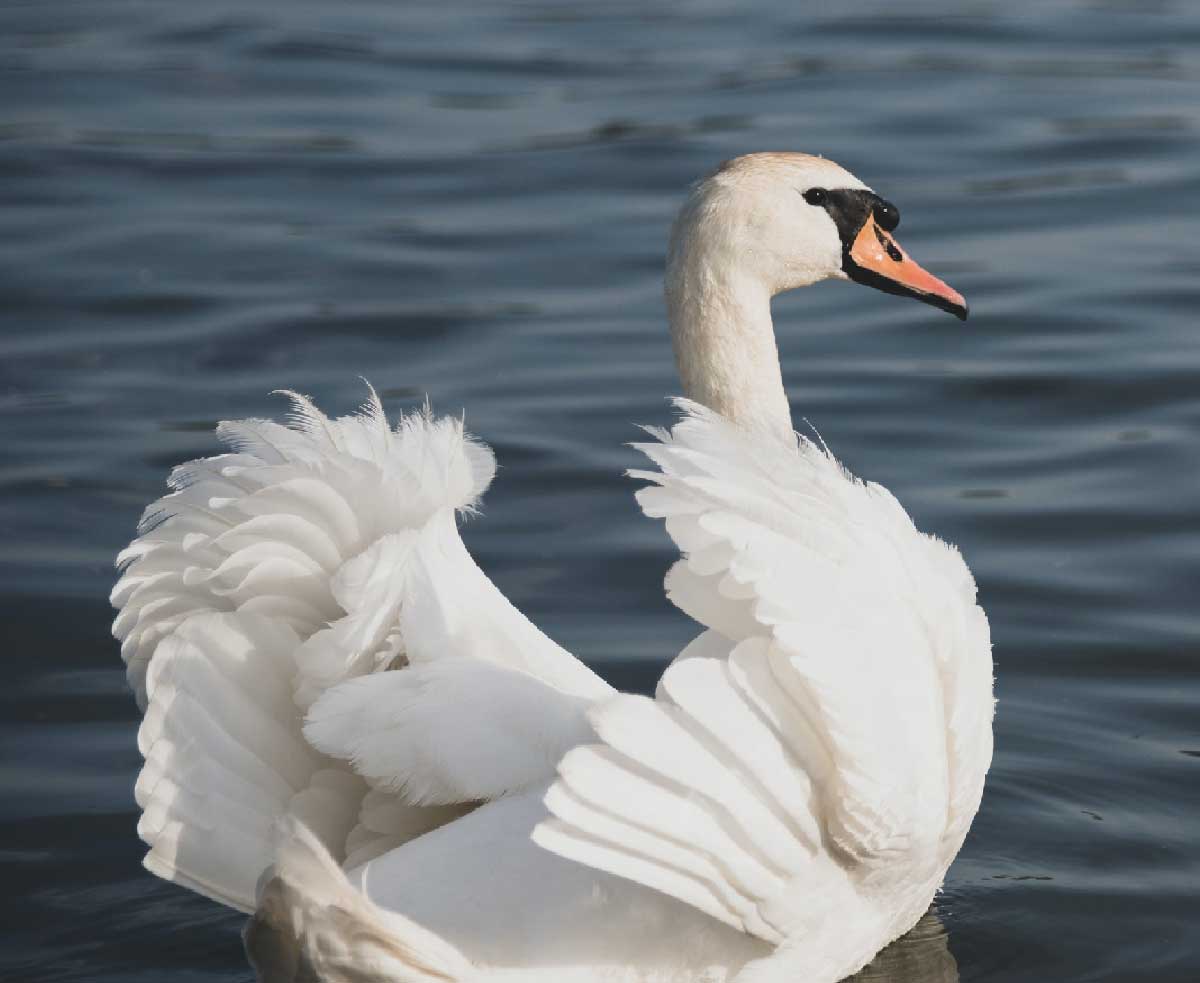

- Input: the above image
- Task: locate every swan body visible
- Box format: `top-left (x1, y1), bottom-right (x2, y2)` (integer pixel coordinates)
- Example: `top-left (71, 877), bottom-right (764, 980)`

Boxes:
top-left (113, 153), bottom-right (992, 983)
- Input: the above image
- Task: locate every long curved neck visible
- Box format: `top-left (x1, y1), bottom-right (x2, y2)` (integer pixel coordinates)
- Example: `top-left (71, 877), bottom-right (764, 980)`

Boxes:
top-left (666, 252), bottom-right (795, 443)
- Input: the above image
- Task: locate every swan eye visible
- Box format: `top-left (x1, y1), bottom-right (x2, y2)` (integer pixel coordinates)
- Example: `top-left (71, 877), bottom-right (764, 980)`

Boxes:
top-left (803, 187), bottom-right (828, 206)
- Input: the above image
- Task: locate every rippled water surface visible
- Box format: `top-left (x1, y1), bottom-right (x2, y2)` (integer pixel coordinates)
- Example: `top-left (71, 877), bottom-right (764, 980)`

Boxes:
top-left (3, 1), bottom-right (1199, 980)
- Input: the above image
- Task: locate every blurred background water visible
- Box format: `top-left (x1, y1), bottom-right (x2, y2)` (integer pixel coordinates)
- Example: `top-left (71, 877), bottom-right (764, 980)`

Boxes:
top-left (2, 0), bottom-right (1199, 980)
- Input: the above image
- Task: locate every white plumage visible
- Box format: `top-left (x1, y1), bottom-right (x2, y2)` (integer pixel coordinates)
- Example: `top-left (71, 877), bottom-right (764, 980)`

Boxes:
top-left (114, 387), bottom-right (611, 913)
top-left (537, 400), bottom-right (992, 974)
top-left (305, 658), bottom-right (597, 806)
top-left (113, 153), bottom-right (993, 983)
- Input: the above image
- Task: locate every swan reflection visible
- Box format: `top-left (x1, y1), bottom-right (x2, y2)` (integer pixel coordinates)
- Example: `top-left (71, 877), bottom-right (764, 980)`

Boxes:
top-left (849, 909), bottom-right (958, 983)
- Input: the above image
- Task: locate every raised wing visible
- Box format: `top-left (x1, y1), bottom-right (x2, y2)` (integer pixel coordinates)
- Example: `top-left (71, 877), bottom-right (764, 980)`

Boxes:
top-left (535, 401), bottom-right (993, 941)
top-left (113, 388), bottom-right (609, 910)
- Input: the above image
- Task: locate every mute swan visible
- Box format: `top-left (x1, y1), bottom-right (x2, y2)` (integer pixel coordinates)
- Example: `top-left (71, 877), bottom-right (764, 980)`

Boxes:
top-left (113, 152), bottom-right (992, 983)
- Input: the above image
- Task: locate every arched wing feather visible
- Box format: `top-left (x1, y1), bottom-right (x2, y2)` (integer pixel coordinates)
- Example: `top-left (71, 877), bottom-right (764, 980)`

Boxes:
top-left (535, 401), bottom-right (993, 940)
top-left (114, 387), bottom-right (609, 910)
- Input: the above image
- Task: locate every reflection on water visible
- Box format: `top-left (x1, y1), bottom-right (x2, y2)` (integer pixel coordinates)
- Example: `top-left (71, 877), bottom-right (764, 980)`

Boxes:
top-left (852, 911), bottom-right (957, 983)
top-left (2, 0), bottom-right (1200, 980)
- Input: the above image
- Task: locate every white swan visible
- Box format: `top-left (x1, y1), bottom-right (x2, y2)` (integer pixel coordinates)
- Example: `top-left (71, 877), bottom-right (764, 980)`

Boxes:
top-left (113, 152), bottom-right (993, 983)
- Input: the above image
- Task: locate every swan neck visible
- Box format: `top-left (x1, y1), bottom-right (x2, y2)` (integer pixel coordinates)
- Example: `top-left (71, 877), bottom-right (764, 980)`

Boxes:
top-left (666, 260), bottom-right (794, 442)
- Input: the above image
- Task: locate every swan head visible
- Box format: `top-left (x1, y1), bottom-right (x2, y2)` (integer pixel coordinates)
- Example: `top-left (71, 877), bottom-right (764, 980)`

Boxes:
top-left (669, 152), bottom-right (967, 320)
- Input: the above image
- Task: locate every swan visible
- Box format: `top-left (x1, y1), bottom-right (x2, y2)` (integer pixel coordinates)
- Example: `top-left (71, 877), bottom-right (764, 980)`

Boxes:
top-left (113, 152), bottom-right (993, 983)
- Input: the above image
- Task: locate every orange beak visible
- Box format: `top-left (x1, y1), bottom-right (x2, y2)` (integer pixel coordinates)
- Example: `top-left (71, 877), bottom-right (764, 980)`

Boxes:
top-left (846, 219), bottom-right (968, 320)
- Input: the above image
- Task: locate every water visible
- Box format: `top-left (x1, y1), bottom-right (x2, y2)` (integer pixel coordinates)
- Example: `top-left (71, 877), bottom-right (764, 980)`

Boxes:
top-left (2, 0), bottom-right (1198, 979)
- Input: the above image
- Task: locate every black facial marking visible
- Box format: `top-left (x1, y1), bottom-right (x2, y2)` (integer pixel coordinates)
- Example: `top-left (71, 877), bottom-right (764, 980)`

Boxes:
top-left (873, 198), bottom-right (900, 233)
top-left (875, 225), bottom-right (903, 263)
top-left (803, 188), bottom-right (900, 247)
top-left (805, 187), bottom-right (967, 320)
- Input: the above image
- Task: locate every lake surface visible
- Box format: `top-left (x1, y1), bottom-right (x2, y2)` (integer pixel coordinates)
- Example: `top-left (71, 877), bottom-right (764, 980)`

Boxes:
top-left (2, 0), bottom-right (1199, 980)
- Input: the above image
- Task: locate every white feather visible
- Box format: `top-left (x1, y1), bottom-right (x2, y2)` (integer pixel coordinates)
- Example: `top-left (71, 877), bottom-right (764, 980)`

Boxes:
top-left (112, 390), bottom-right (605, 915)
top-left (246, 819), bottom-right (476, 983)
top-left (535, 398), bottom-right (994, 955)
top-left (305, 660), bottom-right (596, 805)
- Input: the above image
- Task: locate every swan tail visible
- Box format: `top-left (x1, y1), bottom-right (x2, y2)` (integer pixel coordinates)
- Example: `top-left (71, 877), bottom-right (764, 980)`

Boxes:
top-left (245, 819), bottom-right (475, 983)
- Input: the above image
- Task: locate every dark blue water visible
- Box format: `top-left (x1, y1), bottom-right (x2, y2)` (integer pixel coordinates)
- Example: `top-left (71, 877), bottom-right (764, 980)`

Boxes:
top-left (3, 1), bottom-right (1199, 980)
